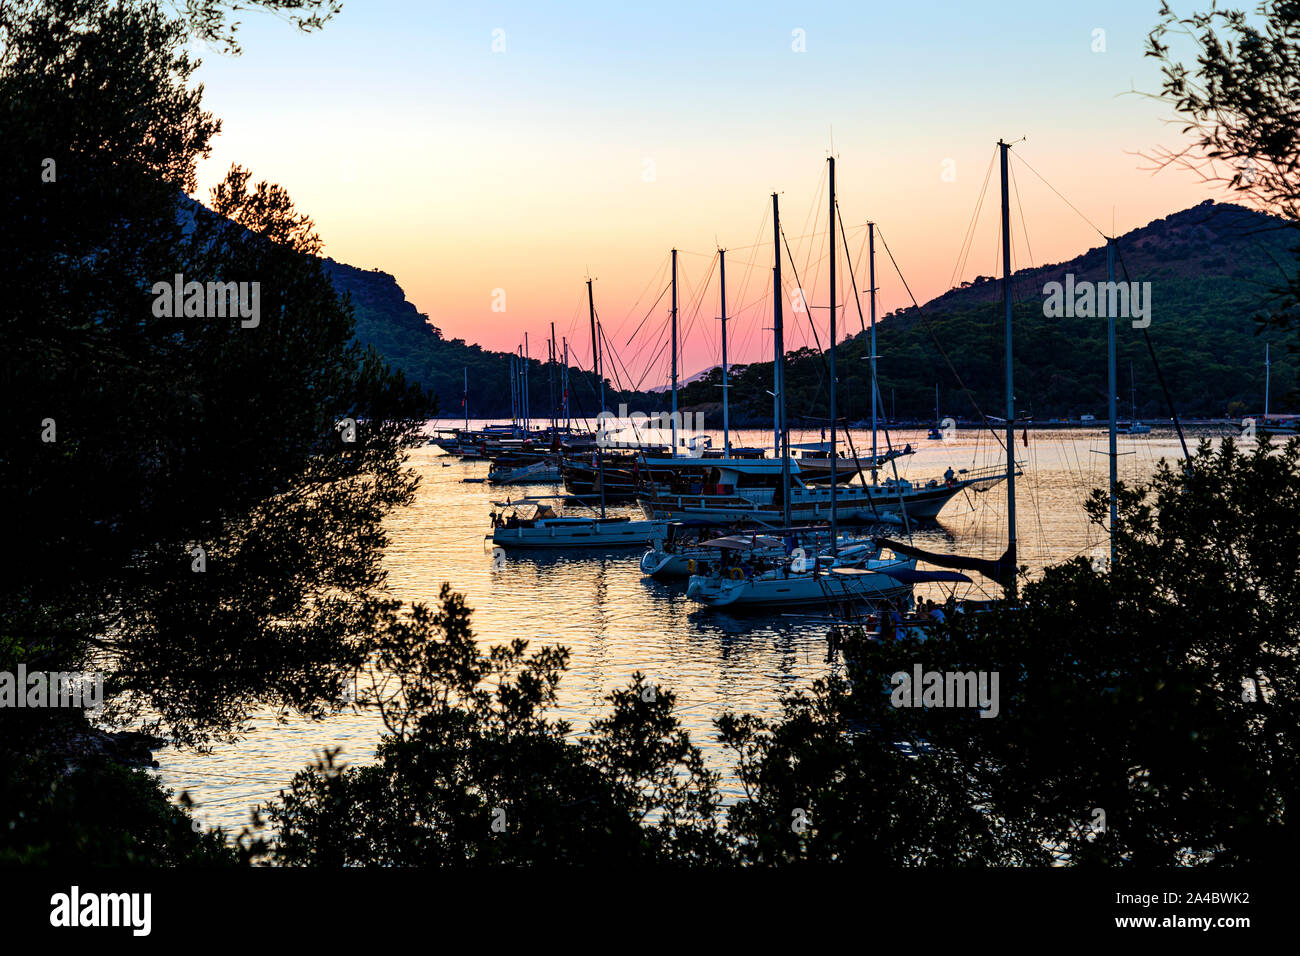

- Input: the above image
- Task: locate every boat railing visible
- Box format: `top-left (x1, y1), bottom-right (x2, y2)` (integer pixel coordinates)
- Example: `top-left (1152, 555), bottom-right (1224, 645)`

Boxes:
top-left (942, 462), bottom-right (1020, 484)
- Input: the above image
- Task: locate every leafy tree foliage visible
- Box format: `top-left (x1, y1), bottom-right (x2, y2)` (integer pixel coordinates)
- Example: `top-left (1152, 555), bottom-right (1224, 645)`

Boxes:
top-left (1, 0), bottom-right (428, 864)
top-left (1, 0), bottom-right (430, 748)
top-left (719, 437), bottom-right (1299, 865)
top-left (253, 440), bottom-right (1296, 867)
top-left (248, 586), bottom-right (730, 865)
top-left (1147, 1), bottom-right (1300, 342)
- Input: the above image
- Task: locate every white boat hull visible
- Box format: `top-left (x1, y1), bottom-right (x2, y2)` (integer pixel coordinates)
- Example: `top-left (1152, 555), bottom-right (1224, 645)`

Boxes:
top-left (641, 474), bottom-right (1004, 524)
top-left (492, 517), bottom-right (667, 550)
top-left (686, 558), bottom-right (915, 609)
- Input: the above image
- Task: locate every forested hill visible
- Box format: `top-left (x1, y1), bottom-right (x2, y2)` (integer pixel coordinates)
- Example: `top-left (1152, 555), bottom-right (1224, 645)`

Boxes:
top-left (318, 258), bottom-right (658, 420)
top-left (319, 199), bottom-right (1295, 422)
top-left (676, 200), bottom-right (1299, 423)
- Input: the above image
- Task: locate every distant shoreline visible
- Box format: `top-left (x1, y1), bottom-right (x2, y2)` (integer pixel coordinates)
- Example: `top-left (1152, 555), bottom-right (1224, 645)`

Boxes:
top-left (426, 416), bottom-right (1270, 433)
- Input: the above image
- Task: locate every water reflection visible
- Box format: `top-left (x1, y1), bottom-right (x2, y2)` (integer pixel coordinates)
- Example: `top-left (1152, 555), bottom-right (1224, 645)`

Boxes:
top-left (156, 424), bottom-right (1196, 829)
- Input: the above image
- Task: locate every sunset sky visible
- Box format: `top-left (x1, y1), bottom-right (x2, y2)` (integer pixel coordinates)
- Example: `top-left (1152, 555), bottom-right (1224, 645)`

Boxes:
top-left (190, 1), bottom-right (1218, 381)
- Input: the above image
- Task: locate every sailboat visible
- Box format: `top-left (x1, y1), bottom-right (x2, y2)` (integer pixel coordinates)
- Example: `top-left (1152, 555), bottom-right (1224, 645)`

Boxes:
top-left (1116, 363), bottom-right (1150, 434)
top-left (488, 280), bottom-right (667, 550)
top-left (1258, 343), bottom-right (1297, 436)
top-left (686, 540), bottom-right (915, 608)
top-left (927, 385), bottom-right (945, 439)
top-left (637, 209), bottom-right (1001, 526)
top-left (872, 140), bottom-right (1025, 607)
top-left (686, 162), bottom-right (916, 609)
top-left (489, 499), bottom-right (667, 550)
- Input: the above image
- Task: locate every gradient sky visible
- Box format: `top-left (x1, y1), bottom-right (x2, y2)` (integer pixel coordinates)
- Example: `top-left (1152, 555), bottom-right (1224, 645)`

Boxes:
top-left (190, 1), bottom-right (1219, 382)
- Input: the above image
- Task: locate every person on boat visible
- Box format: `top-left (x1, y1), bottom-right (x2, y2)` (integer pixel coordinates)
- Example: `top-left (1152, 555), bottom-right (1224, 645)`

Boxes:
top-left (929, 604), bottom-right (946, 623)
top-left (880, 609), bottom-right (896, 642)
top-left (903, 443), bottom-right (913, 455)
top-left (944, 466), bottom-right (956, 486)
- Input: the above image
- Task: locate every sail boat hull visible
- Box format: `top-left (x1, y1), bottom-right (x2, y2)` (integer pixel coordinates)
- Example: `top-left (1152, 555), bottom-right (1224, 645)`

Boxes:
top-left (686, 557), bottom-right (915, 608)
top-left (492, 516), bottom-right (667, 549)
top-left (640, 472), bottom-right (1004, 524)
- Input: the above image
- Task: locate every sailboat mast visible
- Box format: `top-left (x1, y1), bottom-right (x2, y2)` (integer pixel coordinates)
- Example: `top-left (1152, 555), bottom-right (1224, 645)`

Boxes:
top-left (549, 322), bottom-right (558, 436)
top-left (463, 366), bottom-right (469, 431)
top-left (562, 338), bottom-right (570, 431)
top-left (587, 278), bottom-right (606, 517)
top-left (671, 248), bottom-right (679, 457)
top-left (1266, 343), bottom-right (1271, 420)
top-left (1130, 361), bottom-right (1137, 423)
top-left (1107, 238), bottom-right (1118, 565)
top-left (869, 222), bottom-right (878, 482)
top-left (773, 191), bottom-right (791, 529)
top-left (828, 156), bottom-right (839, 554)
top-left (509, 353), bottom-right (517, 429)
top-left (999, 140), bottom-right (1017, 595)
top-left (719, 248), bottom-right (730, 457)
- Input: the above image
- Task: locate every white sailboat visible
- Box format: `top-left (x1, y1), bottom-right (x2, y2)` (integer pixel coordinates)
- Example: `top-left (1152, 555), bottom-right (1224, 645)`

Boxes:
top-left (1116, 362), bottom-right (1150, 434)
top-left (686, 543), bottom-right (916, 608)
top-left (489, 280), bottom-right (666, 550)
top-left (638, 455), bottom-right (998, 524)
top-left (1259, 344), bottom-right (1297, 436)
top-left (870, 140), bottom-right (1025, 612)
top-left (927, 384), bottom-right (945, 439)
top-left (640, 523), bottom-right (882, 579)
top-left (637, 205), bottom-right (1001, 527)
top-left (490, 501), bottom-right (666, 550)
top-left (685, 164), bottom-right (916, 610)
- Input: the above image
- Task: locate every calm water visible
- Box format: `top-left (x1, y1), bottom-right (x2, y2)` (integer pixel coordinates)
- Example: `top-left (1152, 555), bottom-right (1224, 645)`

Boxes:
top-left (155, 422), bottom-right (1202, 833)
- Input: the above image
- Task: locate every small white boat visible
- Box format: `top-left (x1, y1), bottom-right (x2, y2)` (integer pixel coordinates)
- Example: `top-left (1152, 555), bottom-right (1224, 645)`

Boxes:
top-left (685, 543), bottom-right (915, 609)
top-left (488, 458), bottom-right (563, 484)
top-left (490, 503), bottom-right (667, 550)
